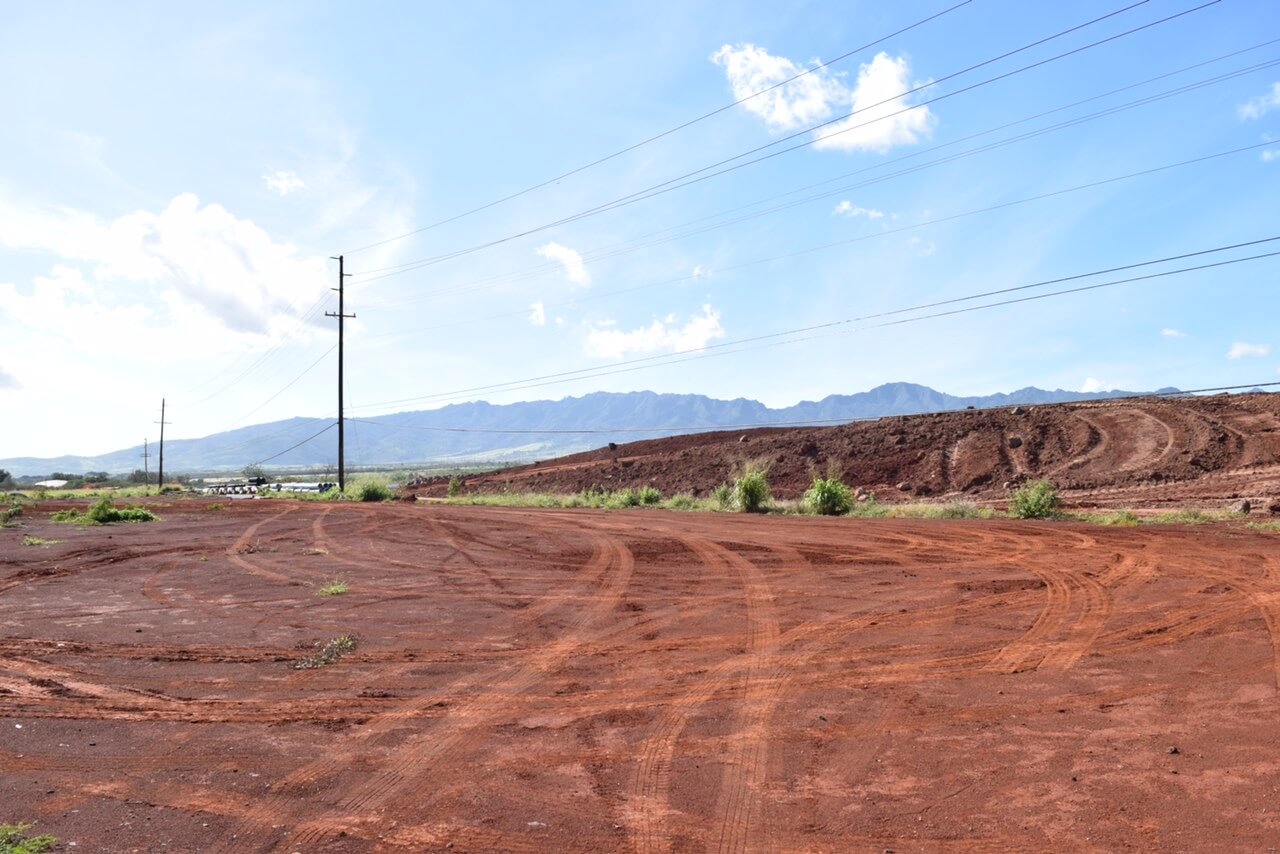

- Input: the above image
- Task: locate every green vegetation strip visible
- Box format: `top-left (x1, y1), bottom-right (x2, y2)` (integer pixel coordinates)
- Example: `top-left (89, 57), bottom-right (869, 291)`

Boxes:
top-left (0, 823), bottom-right (57, 854)
top-left (51, 497), bottom-right (158, 525)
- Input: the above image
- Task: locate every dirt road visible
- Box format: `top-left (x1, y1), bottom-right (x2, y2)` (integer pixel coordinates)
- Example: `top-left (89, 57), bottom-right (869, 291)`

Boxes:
top-left (3, 500), bottom-right (1280, 851)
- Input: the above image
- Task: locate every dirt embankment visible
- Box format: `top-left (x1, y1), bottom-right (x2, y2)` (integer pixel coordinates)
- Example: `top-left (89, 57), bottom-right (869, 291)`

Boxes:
top-left (412, 393), bottom-right (1280, 507)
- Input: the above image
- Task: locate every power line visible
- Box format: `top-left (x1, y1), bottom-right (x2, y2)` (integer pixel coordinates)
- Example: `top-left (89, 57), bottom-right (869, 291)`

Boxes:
top-left (348, 1), bottom-right (1208, 276)
top-left (347, 237), bottom-right (1280, 413)
top-left (221, 345), bottom-right (337, 431)
top-left (359, 138), bottom-right (1277, 339)
top-left (353, 42), bottom-right (1280, 312)
top-left (341, 0), bottom-right (977, 256)
top-left (348, 381), bottom-right (1280, 437)
top-left (251, 421), bottom-right (338, 467)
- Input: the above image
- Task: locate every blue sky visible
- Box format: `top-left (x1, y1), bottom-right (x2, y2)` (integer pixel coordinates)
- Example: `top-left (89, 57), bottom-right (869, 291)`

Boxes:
top-left (1, 0), bottom-right (1278, 458)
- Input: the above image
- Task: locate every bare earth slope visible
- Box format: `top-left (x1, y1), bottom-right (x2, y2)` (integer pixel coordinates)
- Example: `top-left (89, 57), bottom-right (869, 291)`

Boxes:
top-left (416, 393), bottom-right (1280, 507)
top-left (4, 501), bottom-right (1280, 850)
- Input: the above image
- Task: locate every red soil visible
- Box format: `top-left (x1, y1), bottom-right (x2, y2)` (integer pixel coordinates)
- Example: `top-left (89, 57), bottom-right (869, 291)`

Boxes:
top-left (414, 393), bottom-right (1280, 508)
top-left (4, 500), bottom-right (1280, 850)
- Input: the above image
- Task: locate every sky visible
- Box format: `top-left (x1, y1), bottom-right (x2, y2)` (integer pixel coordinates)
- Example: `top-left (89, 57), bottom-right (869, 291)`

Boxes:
top-left (1, 0), bottom-right (1278, 460)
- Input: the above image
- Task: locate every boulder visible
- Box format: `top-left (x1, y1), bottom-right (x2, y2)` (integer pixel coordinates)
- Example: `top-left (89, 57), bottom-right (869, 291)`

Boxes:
top-left (1007, 436), bottom-right (1023, 449)
top-left (1269, 499), bottom-right (1280, 516)
top-left (896, 481), bottom-right (912, 493)
top-left (1012, 406), bottom-right (1028, 416)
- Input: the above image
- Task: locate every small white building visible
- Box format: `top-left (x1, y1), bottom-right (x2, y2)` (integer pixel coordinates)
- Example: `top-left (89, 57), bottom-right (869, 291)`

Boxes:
top-left (33, 480), bottom-right (70, 489)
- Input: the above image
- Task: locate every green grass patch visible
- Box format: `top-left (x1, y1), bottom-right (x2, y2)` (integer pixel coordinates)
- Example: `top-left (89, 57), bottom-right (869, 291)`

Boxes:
top-left (0, 823), bottom-right (57, 854)
top-left (1248, 520), bottom-right (1280, 534)
top-left (52, 497), bottom-right (157, 526)
top-left (21, 536), bottom-right (61, 547)
top-left (802, 476), bottom-right (853, 516)
top-left (293, 634), bottom-right (357, 670)
top-left (318, 580), bottom-right (349, 596)
top-left (1009, 480), bottom-right (1061, 519)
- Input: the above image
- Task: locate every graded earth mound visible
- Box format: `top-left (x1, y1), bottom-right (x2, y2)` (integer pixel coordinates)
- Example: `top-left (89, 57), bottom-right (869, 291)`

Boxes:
top-left (414, 392), bottom-right (1280, 508)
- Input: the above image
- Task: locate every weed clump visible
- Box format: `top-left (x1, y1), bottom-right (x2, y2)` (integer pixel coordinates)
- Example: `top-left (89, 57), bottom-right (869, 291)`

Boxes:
top-left (21, 536), bottom-right (60, 547)
top-left (712, 483), bottom-right (733, 510)
top-left (318, 580), bottom-right (349, 596)
top-left (354, 480), bottom-right (392, 502)
top-left (0, 823), bottom-right (58, 854)
top-left (0, 497), bottom-right (23, 527)
top-left (733, 464), bottom-right (772, 513)
top-left (803, 476), bottom-right (853, 516)
top-left (293, 634), bottom-right (357, 670)
top-left (1009, 480), bottom-right (1060, 519)
top-left (52, 497), bottom-right (157, 525)
top-left (447, 476), bottom-right (462, 497)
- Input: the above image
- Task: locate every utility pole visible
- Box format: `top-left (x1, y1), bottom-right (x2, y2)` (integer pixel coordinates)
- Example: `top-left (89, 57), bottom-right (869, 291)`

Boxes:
top-left (326, 256), bottom-right (354, 491)
top-left (141, 439), bottom-right (150, 485)
top-left (155, 399), bottom-right (171, 492)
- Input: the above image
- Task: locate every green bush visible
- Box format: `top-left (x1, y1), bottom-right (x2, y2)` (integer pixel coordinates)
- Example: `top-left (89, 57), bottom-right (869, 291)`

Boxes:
top-left (447, 476), bottom-right (462, 497)
top-left (354, 481), bottom-right (392, 502)
top-left (1009, 480), bottom-right (1060, 519)
top-left (637, 485), bottom-right (661, 506)
top-left (53, 497), bottom-right (157, 525)
top-left (733, 465), bottom-right (771, 513)
top-left (712, 483), bottom-right (733, 509)
top-left (0, 499), bottom-right (22, 527)
top-left (803, 476), bottom-right (853, 516)
top-left (667, 494), bottom-right (699, 511)
top-left (0, 823), bottom-right (57, 853)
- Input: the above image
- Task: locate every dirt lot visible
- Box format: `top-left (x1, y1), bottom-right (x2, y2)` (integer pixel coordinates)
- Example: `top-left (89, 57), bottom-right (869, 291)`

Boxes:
top-left (3, 499), bottom-right (1280, 851)
top-left (415, 393), bottom-right (1280, 508)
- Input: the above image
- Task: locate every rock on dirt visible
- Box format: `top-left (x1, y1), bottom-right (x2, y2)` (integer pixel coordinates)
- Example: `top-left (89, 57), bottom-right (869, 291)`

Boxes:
top-left (1008, 436), bottom-right (1023, 449)
top-left (1237, 500), bottom-right (1252, 515)
top-left (1269, 499), bottom-right (1280, 515)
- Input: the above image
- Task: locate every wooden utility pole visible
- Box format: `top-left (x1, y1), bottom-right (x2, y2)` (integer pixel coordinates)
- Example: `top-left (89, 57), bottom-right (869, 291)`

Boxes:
top-left (141, 439), bottom-right (150, 484)
top-left (155, 400), bottom-right (171, 490)
top-left (326, 256), bottom-right (354, 491)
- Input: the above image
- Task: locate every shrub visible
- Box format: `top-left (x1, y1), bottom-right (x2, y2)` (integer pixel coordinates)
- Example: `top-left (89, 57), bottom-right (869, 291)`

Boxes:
top-left (53, 497), bottom-right (157, 525)
top-left (733, 465), bottom-right (771, 513)
top-left (803, 476), bottom-right (853, 516)
top-left (0, 499), bottom-right (22, 527)
top-left (667, 494), bottom-right (699, 511)
top-left (712, 483), bottom-right (733, 509)
top-left (0, 823), bottom-right (58, 854)
top-left (637, 485), bottom-right (661, 506)
top-left (354, 480), bottom-right (392, 502)
top-left (447, 476), bottom-right (462, 497)
top-left (1009, 480), bottom-right (1060, 519)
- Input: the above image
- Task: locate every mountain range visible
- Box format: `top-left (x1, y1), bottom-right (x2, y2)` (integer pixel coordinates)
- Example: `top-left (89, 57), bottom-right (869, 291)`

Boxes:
top-left (2, 382), bottom-right (1180, 476)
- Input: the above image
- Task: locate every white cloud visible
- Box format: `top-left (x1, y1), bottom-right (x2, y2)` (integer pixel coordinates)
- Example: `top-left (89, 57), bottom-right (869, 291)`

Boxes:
top-left (1160, 328), bottom-right (1186, 338)
top-left (586, 304), bottom-right (725, 359)
top-left (529, 301), bottom-right (546, 327)
top-left (1263, 149), bottom-right (1279, 162)
top-left (0, 193), bottom-right (328, 341)
top-left (0, 367), bottom-right (19, 390)
top-left (535, 241), bottom-right (591, 287)
top-left (712, 46), bottom-right (933, 152)
top-left (263, 169), bottom-right (308, 196)
top-left (1081, 378), bottom-right (1111, 393)
top-left (813, 53), bottom-right (935, 153)
top-left (692, 264), bottom-right (711, 280)
top-left (711, 43), bottom-right (846, 131)
top-left (1228, 341), bottom-right (1271, 359)
top-left (1238, 82), bottom-right (1280, 121)
top-left (833, 200), bottom-right (885, 220)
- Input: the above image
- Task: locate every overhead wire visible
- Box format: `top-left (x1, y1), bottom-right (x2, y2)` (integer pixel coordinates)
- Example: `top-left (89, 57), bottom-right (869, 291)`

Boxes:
top-left (349, 1), bottom-right (1212, 278)
top-left (341, 0), bottom-right (977, 257)
top-left (347, 237), bottom-right (1280, 413)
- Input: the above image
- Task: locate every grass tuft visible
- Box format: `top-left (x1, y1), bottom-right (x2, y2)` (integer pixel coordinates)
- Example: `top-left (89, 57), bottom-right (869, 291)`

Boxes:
top-left (733, 463), bottom-right (772, 513)
top-left (318, 580), bottom-right (349, 596)
top-left (21, 536), bottom-right (61, 547)
top-left (803, 476), bottom-right (853, 516)
top-left (0, 823), bottom-right (58, 854)
top-left (293, 635), bottom-right (357, 669)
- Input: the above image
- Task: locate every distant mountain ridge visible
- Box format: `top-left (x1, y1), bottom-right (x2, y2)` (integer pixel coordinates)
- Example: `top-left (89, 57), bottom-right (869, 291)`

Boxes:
top-left (2, 382), bottom-right (1181, 476)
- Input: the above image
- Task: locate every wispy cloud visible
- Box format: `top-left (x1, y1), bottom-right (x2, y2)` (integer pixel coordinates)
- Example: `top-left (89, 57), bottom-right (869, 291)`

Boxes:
top-left (0, 367), bottom-right (19, 390)
top-left (586, 304), bottom-right (725, 359)
top-left (1238, 82), bottom-right (1280, 121)
top-left (535, 241), bottom-right (591, 287)
top-left (712, 46), bottom-right (933, 153)
top-left (1160, 328), bottom-right (1186, 338)
top-left (529, 301), bottom-right (546, 327)
top-left (1228, 341), bottom-right (1271, 359)
top-left (263, 169), bottom-right (308, 196)
top-left (833, 200), bottom-right (885, 220)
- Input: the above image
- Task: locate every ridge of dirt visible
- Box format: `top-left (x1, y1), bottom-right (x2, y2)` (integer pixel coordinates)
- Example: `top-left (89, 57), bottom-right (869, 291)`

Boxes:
top-left (411, 393), bottom-right (1280, 506)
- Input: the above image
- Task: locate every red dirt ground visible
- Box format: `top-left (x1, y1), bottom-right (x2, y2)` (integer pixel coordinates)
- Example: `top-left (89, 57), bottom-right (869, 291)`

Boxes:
top-left (413, 393), bottom-right (1280, 509)
top-left (4, 499), bottom-right (1280, 851)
